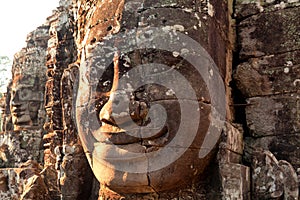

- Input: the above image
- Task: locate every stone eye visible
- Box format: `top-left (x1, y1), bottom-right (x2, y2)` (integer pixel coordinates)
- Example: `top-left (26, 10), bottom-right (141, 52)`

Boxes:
top-left (97, 62), bottom-right (114, 93)
top-left (19, 89), bottom-right (32, 100)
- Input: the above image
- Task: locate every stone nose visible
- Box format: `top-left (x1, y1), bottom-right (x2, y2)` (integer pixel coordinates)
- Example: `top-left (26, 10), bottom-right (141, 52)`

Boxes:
top-left (99, 51), bottom-right (123, 126)
top-left (98, 51), bottom-right (149, 127)
top-left (11, 92), bottom-right (21, 106)
top-left (11, 100), bottom-right (21, 106)
top-left (99, 91), bottom-right (150, 127)
top-left (99, 97), bottom-right (114, 125)
top-left (99, 92), bottom-right (132, 126)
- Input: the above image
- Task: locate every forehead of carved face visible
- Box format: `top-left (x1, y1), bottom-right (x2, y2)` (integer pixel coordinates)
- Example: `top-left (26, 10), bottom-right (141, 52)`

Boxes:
top-left (75, 35), bottom-right (224, 193)
top-left (10, 75), bottom-right (43, 129)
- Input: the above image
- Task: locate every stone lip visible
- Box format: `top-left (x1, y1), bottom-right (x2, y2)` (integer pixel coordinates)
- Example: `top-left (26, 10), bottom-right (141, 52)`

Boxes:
top-left (95, 125), bottom-right (168, 146)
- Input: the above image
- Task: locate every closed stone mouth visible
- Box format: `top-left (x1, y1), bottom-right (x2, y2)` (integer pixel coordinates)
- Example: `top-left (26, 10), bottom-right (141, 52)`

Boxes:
top-left (100, 125), bottom-right (169, 148)
top-left (11, 111), bottom-right (28, 117)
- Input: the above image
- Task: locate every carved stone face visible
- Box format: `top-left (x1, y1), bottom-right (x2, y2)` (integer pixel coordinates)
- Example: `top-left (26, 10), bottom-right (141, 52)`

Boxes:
top-left (75, 31), bottom-right (224, 193)
top-left (10, 75), bottom-right (43, 130)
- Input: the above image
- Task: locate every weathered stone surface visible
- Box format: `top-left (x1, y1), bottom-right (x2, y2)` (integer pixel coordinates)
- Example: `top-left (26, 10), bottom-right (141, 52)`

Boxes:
top-left (245, 134), bottom-right (300, 170)
top-left (42, 1), bottom-right (94, 199)
top-left (238, 6), bottom-right (300, 60)
top-left (20, 175), bottom-right (50, 200)
top-left (218, 123), bottom-right (244, 163)
top-left (0, 161), bottom-right (49, 200)
top-left (234, 50), bottom-right (300, 98)
top-left (245, 95), bottom-right (300, 137)
top-left (0, 94), bottom-right (6, 132)
top-left (143, 0), bottom-right (196, 9)
top-left (219, 163), bottom-right (250, 199)
top-left (234, 1), bottom-right (300, 199)
top-left (0, 130), bottom-right (43, 167)
top-left (217, 123), bottom-right (250, 199)
top-left (251, 150), bottom-right (298, 200)
top-left (235, 0), bottom-right (300, 20)
top-left (234, 59), bottom-right (300, 97)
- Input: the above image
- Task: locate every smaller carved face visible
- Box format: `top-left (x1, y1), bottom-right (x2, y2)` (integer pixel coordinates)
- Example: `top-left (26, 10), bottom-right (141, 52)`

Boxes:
top-left (10, 76), bottom-right (43, 130)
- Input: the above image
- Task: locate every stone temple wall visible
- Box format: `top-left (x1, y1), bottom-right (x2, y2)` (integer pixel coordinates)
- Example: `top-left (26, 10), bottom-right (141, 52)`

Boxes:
top-left (234, 1), bottom-right (300, 199)
top-left (0, 0), bottom-right (298, 199)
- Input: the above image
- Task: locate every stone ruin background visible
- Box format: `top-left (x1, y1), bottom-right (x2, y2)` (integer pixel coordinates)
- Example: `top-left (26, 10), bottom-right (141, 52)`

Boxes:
top-left (0, 0), bottom-right (299, 199)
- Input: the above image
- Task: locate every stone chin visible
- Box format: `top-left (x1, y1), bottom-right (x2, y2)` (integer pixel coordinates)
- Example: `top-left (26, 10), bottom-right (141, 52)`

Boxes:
top-left (89, 142), bottom-right (213, 194)
top-left (11, 114), bottom-right (31, 125)
top-left (11, 108), bottom-right (32, 130)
